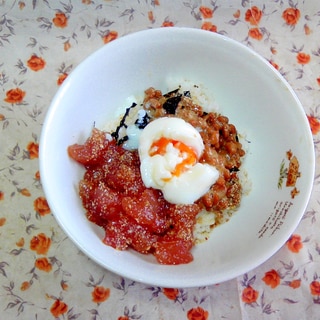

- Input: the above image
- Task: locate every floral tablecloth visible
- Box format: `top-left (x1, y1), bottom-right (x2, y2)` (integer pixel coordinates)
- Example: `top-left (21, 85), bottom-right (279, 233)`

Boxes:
top-left (1, 1), bottom-right (320, 319)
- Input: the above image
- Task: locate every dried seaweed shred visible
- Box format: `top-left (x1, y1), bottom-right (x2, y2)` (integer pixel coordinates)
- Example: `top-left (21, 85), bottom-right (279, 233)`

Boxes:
top-left (163, 89), bottom-right (191, 115)
top-left (111, 102), bottom-right (137, 144)
top-left (135, 110), bottom-right (150, 129)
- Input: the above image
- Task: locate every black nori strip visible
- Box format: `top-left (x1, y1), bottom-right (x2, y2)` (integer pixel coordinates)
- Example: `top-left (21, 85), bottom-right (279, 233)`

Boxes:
top-left (163, 95), bottom-right (182, 114)
top-left (135, 112), bottom-right (150, 129)
top-left (111, 102), bottom-right (137, 144)
top-left (117, 135), bottom-right (129, 145)
top-left (183, 90), bottom-right (191, 98)
top-left (163, 88), bottom-right (180, 98)
top-left (229, 167), bottom-right (240, 172)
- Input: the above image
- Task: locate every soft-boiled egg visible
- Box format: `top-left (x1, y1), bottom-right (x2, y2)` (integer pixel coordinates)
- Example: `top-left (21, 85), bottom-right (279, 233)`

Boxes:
top-left (138, 117), bottom-right (219, 204)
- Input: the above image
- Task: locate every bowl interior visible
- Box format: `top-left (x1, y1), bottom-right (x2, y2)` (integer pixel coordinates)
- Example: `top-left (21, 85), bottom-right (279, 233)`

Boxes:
top-left (40, 28), bottom-right (314, 287)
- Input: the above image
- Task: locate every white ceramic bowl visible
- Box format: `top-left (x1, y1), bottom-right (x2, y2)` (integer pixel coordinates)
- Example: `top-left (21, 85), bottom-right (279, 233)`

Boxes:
top-left (40, 27), bottom-right (315, 288)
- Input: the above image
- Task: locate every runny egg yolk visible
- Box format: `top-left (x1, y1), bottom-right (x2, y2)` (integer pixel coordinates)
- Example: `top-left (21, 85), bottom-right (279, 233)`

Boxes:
top-left (149, 137), bottom-right (198, 181)
top-left (138, 117), bottom-right (219, 205)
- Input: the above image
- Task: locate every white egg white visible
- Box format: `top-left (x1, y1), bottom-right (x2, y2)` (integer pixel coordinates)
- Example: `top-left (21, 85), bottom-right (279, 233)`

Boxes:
top-left (138, 117), bottom-right (219, 205)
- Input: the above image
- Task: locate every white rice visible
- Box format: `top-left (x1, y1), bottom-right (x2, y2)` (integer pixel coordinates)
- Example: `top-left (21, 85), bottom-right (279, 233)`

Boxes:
top-left (165, 78), bottom-right (219, 113)
top-left (194, 209), bottom-right (217, 244)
